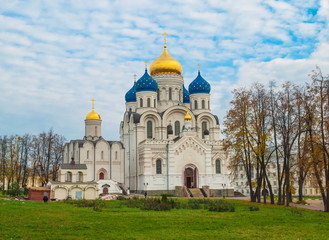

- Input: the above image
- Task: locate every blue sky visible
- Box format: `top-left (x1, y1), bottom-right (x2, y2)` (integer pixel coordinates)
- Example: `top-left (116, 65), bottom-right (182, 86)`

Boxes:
top-left (1, 0), bottom-right (328, 141)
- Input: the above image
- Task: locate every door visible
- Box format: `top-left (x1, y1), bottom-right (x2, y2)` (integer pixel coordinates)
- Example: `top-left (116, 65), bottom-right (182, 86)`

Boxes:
top-left (75, 191), bottom-right (82, 200)
top-left (103, 187), bottom-right (109, 195)
top-left (184, 167), bottom-right (197, 188)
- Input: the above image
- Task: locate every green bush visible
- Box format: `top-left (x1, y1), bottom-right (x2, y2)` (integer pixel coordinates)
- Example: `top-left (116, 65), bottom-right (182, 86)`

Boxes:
top-left (7, 182), bottom-right (23, 197)
top-left (161, 194), bottom-right (168, 202)
top-left (141, 199), bottom-right (172, 211)
top-left (123, 197), bottom-right (237, 212)
top-left (187, 199), bottom-right (202, 209)
top-left (249, 206), bottom-right (260, 211)
top-left (126, 198), bottom-right (144, 208)
top-left (192, 199), bottom-right (211, 205)
top-left (116, 196), bottom-right (126, 200)
top-left (124, 197), bottom-right (179, 211)
top-left (208, 200), bottom-right (235, 212)
top-left (65, 199), bottom-right (107, 212)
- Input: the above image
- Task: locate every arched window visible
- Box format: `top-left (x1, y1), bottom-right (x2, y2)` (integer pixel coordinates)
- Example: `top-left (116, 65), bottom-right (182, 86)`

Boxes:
top-left (216, 159), bottom-right (221, 174)
top-left (147, 121), bottom-right (153, 138)
top-left (77, 172), bottom-right (83, 182)
top-left (157, 89), bottom-right (160, 100)
top-left (154, 99), bottom-right (156, 108)
top-left (65, 172), bottom-right (72, 182)
top-left (169, 88), bottom-right (172, 100)
top-left (147, 98), bottom-right (151, 107)
top-left (99, 172), bottom-right (104, 180)
top-left (101, 151), bottom-right (104, 160)
top-left (202, 100), bottom-right (205, 109)
top-left (140, 98), bottom-right (143, 107)
top-left (194, 100), bottom-right (198, 109)
top-left (208, 101), bottom-right (210, 109)
top-left (202, 121), bottom-right (207, 139)
top-left (156, 159), bottom-right (162, 174)
top-left (129, 108), bottom-right (132, 112)
top-left (174, 121), bottom-right (180, 136)
top-left (167, 125), bottom-right (173, 136)
top-left (95, 126), bottom-right (97, 135)
top-left (115, 151), bottom-right (118, 160)
top-left (87, 150), bottom-right (89, 159)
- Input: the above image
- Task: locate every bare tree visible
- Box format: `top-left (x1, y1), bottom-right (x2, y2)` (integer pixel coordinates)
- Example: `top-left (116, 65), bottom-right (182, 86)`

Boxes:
top-left (0, 129), bottom-right (65, 191)
top-left (308, 67), bottom-right (329, 212)
top-left (0, 136), bottom-right (8, 191)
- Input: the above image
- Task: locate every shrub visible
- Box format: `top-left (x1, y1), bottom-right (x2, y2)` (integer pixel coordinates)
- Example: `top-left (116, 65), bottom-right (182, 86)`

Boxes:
top-left (187, 199), bottom-right (202, 209)
top-left (116, 196), bottom-right (126, 201)
top-left (126, 198), bottom-right (144, 208)
top-left (7, 182), bottom-right (23, 197)
top-left (249, 206), bottom-right (260, 211)
top-left (66, 199), bottom-right (107, 212)
top-left (141, 199), bottom-right (172, 211)
top-left (161, 194), bottom-right (168, 202)
top-left (193, 199), bottom-right (211, 205)
top-left (208, 200), bottom-right (235, 212)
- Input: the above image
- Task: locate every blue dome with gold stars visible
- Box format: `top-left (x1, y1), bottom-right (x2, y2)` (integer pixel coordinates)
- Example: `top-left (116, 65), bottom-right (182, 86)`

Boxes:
top-left (125, 82), bottom-right (137, 102)
top-left (183, 85), bottom-right (190, 103)
top-left (188, 71), bottom-right (211, 94)
top-left (136, 69), bottom-right (158, 92)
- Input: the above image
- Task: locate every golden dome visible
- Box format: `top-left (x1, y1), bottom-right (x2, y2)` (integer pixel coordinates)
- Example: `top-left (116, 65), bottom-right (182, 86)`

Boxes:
top-left (86, 110), bottom-right (101, 120)
top-left (184, 111), bottom-right (192, 121)
top-left (150, 46), bottom-right (182, 76)
top-left (85, 99), bottom-right (101, 120)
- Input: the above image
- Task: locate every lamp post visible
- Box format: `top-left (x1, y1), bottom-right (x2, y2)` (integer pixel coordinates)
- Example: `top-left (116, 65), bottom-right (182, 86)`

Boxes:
top-left (221, 183), bottom-right (226, 199)
top-left (144, 182), bottom-right (148, 198)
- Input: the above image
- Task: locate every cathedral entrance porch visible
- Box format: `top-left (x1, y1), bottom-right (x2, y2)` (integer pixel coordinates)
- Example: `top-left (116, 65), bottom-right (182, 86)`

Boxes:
top-left (184, 165), bottom-right (198, 188)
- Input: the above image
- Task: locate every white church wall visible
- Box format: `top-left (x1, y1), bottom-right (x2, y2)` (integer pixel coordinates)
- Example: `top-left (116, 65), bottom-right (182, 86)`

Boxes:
top-left (85, 187), bottom-right (98, 200)
top-left (111, 142), bottom-right (124, 183)
top-left (74, 142), bottom-right (80, 163)
top-left (81, 141), bottom-right (94, 163)
top-left (64, 144), bottom-right (69, 163)
top-left (95, 140), bottom-right (110, 162)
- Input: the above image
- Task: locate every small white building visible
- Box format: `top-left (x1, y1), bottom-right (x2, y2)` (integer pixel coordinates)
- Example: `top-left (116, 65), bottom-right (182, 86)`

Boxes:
top-left (52, 101), bottom-right (126, 200)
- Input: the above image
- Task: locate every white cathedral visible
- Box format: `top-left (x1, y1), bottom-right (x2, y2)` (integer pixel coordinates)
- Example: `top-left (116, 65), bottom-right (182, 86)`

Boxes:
top-left (51, 37), bottom-right (233, 200)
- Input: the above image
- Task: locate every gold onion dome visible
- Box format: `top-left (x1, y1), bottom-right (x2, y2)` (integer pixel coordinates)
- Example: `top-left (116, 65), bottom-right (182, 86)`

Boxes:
top-left (86, 99), bottom-right (101, 120)
top-left (86, 110), bottom-right (101, 120)
top-left (184, 111), bottom-right (192, 121)
top-left (150, 33), bottom-right (182, 76)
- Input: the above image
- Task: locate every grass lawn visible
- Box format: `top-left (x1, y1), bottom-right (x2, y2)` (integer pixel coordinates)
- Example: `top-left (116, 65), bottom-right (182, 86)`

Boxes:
top-left (1, 199), bottom-right (328, 240)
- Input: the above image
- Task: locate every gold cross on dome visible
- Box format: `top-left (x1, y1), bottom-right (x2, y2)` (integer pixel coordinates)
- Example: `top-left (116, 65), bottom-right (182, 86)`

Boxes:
top-left (133, 74), bottom-right (137, 81)
top-left (198, 64), bottom-right (201, 71)
top-left (144, 61), bottom-right (148, 69)
top-left (162, 32), bottom-right (168, 46)
top-left (91, 98), bottom-right (95, 110)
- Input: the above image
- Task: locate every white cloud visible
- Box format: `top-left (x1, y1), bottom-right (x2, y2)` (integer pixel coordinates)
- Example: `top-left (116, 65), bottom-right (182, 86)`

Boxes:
top-left (0, 0), bottom-right (328, 140)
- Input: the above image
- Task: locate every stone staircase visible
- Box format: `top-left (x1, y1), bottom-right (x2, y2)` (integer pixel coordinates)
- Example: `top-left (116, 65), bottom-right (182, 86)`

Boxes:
top-left (189, 188), bottom-right (205, 198)
top-left (117, 182), bottom-right (128, 195)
